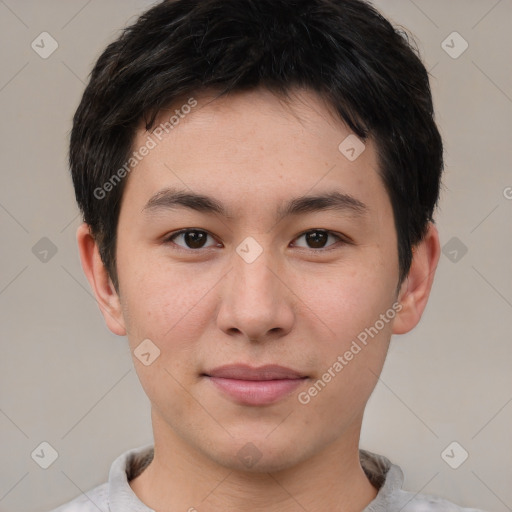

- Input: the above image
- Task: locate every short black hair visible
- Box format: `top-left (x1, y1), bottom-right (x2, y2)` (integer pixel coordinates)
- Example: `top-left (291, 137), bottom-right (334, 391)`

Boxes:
top-left (69, 0), bottom-right (443, 292)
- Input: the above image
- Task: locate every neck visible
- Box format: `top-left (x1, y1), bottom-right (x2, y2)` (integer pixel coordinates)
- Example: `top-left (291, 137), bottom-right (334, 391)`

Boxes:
top-left (129, 409), bottom-right (378, 512)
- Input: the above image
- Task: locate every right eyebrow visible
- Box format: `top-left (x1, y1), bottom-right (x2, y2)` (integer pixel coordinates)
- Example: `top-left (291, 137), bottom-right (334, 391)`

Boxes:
top-left (143, 188), bottom-right (230, 217)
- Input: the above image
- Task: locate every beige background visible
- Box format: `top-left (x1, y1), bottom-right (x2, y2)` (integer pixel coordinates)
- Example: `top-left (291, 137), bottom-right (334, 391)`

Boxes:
top-left (0, 1), bottom-right (511, 511)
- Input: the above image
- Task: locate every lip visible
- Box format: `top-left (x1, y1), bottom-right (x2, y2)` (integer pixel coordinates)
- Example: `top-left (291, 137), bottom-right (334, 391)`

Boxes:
top-left (203, 364), bottom-right (308, 406)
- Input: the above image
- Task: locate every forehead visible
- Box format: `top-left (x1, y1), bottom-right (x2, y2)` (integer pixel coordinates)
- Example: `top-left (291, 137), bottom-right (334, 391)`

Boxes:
top-left (125, 87), bottom-right (390, 221)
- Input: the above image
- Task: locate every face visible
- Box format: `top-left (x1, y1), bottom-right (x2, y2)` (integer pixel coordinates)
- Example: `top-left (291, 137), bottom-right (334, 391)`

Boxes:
top-left (111, 88), bottom-right (404, 472)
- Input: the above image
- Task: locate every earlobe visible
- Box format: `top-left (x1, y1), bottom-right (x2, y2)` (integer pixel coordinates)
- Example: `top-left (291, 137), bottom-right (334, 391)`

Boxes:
top-left (76, 223), bottom-right (127, 336)
top-left (392, 222), bottom-right (441, 335)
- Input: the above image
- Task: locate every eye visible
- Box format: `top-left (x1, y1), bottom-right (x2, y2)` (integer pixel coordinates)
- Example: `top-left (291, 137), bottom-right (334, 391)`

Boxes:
top-left (292, 229), bottom-right (346, 251)
top-left (164, 228), bottom-right (349, 253)
top-left (165, 229), bottom-right (220, 250)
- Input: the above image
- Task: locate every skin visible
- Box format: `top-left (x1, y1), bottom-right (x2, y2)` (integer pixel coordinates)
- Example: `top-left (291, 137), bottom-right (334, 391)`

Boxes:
top-left (77, 87), bottom-right (440, 512)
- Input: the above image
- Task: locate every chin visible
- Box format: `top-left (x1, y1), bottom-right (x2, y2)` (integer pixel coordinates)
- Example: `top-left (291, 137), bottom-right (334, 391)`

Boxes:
top-left (204, 435), bottom-right (311, 474)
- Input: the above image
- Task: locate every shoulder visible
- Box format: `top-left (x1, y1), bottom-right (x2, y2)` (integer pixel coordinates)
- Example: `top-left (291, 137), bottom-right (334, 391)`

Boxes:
top-left (396, 489), bottom-right (488, 512)
top-left (47, 443), bottom-right (154, 512)
top-left (49, 481), bottom-right (109, 512)
top-left (359, 450), bottom-right (488, 512)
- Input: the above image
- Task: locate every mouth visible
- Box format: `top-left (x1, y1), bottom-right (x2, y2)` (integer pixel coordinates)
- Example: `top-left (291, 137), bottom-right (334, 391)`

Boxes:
top-left (202, 364), bottom-right (309, 406)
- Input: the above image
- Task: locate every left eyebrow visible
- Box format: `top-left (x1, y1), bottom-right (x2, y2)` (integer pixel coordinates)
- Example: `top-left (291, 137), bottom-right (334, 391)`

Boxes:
top-left (277, 190), bottom-right (368, 219)
top-left (142, 187), bottom-right (369, 221)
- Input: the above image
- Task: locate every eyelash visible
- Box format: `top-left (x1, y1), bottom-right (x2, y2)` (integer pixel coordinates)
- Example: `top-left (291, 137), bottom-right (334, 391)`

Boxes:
top-left (163, 228), bottom-right (350, 254)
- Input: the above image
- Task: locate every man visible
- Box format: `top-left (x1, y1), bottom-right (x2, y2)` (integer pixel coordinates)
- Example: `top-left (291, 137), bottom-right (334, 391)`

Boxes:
top-left (52, 0), bottom-right (485, 510)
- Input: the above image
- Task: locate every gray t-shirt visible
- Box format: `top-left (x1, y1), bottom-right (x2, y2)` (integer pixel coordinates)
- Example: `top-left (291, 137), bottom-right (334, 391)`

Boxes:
top-left (50, 443), bottom-right (486, 512)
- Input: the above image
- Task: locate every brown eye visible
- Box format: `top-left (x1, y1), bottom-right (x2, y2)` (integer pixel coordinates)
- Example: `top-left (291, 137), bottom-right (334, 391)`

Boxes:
top-left (305, 231), bottom-right (329, 248)
top-left (293, 230), bottom-right (343, 250)
top-left (167, 229), bottom-right (218, 250)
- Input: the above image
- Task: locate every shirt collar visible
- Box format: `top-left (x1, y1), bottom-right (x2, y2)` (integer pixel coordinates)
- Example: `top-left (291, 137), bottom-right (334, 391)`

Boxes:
top-left (108, 443), bottom-right (155, 512)
top-left (108, 444), bottom-right (403, 512)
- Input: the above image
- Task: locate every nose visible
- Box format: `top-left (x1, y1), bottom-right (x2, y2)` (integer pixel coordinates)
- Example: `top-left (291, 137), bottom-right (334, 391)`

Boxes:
top-left (215, 242), bottom-right (295, 343)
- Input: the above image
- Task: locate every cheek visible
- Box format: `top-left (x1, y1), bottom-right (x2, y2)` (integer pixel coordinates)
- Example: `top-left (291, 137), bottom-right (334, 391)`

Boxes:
top-left (297, 254), bottom-right (397, 396)
top-left (119, 266), bottom-right (212, 414)
top-left (118, 253), bottom-right (213, 352)
top-left (302, 256), bottom-right (397, 341)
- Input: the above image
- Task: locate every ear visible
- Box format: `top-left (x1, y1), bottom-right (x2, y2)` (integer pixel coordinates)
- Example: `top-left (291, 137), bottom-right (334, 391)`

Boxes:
top-left (76, 222), bottom-right (127, 336)
top-left (392, 222), bottom-right (441, 335)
